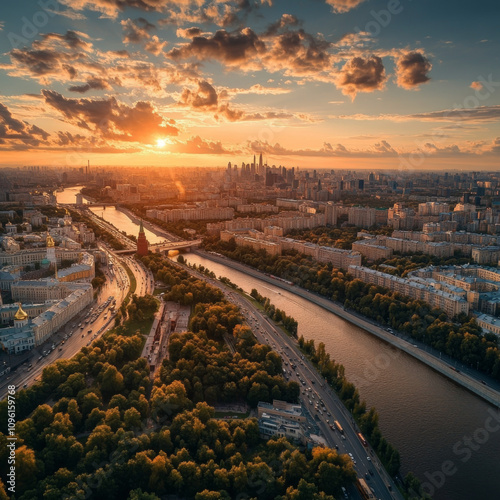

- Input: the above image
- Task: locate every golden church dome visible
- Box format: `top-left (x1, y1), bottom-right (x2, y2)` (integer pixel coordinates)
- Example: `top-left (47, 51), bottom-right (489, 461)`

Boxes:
top-left (14, 303), bottom-right (28, 321)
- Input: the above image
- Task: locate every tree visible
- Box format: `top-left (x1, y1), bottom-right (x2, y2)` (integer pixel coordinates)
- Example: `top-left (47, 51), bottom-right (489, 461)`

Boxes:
top-left (16, 445), bottom-right (39, 491)
top-left (124, 407), bottom-right (142, 430)
top-left (99, 364), bottom-right (124, 398)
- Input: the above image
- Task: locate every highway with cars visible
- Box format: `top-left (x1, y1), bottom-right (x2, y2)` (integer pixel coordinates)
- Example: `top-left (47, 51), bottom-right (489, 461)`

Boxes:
top-left (173, 258), bottom-right (403, 500)
top-left (196, 250), bottom-right (500, 409)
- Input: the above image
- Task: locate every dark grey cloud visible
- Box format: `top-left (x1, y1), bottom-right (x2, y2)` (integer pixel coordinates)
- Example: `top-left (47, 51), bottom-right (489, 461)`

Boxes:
top-left (395, 51), bottom-right (432, 89)
top-left (68, 77), bottom-right (112, 93)
top-left (335, 55), bottom-right (387, 99)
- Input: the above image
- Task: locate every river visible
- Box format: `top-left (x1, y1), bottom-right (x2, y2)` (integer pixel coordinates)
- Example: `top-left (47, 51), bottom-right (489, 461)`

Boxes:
top-left (182, 253), bottom-right (500, 500)
top-left (56, 186), bottom-right (165, 244)
top-left (55, 196), bottom-right (500, 500)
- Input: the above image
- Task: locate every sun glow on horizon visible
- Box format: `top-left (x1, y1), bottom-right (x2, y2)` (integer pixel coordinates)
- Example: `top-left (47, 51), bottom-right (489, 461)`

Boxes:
top-left (156, 138), bottom-right (167, 148)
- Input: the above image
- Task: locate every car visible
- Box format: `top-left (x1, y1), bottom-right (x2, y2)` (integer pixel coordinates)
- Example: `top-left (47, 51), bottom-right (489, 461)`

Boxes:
top-left (369, 469), bottom-right (374, 476)
top-left (23, 384), bottom-right (28, 389)
top-left (365, 472), bottom-right (370, 479)
top-left (348, 453), bottom-right (353, 458)
top-left (367, 456), bottom-right (371, 461)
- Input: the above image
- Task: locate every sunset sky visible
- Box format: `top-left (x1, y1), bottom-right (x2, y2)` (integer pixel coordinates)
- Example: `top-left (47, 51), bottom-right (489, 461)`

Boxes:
top-left (0, 0), bottom-right (499, 170)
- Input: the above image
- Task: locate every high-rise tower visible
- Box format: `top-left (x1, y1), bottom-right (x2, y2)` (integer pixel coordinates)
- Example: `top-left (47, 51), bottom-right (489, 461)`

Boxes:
top-left (137, 220), bottom-right (149, 256)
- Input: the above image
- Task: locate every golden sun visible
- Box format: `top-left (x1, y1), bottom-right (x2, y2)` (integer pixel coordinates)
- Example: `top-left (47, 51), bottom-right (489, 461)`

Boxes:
top-left (156, 138), bottom-right (167, 148)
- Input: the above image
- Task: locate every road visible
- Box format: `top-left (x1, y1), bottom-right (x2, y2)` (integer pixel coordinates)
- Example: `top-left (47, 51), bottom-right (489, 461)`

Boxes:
top-left (0, 243), bottom-right (155, 400)
top-left (173, 258), bottom-right (402, 500)
top-left (196, 250), bottom-right (500, 409)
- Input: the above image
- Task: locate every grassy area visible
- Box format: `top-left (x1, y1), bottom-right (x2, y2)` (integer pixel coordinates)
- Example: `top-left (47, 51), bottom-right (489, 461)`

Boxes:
top-left (120, 260), bottom-right (137, 308)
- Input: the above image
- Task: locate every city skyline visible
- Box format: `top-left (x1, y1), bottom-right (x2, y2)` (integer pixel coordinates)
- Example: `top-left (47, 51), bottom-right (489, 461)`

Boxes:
top-left (0, 0), bottom-right (499, 170)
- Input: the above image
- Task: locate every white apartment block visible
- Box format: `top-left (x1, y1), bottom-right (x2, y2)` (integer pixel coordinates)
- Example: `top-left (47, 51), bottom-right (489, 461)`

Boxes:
top-left (150, 207), bottom-right (234, 222)
top-left (352, 240), bottom-right (394, 261)
top-left (0, 248), bottom-right (83, 267)
top-left (221, 230), bottom-right (361, 268)
top-left (471, 246), bottom-right (500, 265)
top-left (476, 314), bottom-right (500, 337)
top-left (348, 265), bottom-right (470, 317)
top-left (31, 284), bottom-right (92, 345)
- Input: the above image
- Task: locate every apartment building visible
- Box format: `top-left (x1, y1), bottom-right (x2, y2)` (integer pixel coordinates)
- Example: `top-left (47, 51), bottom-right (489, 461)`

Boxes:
top-left (348, 265), bottom-right (470, 317)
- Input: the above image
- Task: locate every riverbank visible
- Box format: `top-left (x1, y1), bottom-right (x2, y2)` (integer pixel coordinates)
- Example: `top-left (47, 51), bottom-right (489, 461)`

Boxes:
top-left (194, 250), bottom-right (500, 409)
top-left (116, 206), bottom-right (177, 242)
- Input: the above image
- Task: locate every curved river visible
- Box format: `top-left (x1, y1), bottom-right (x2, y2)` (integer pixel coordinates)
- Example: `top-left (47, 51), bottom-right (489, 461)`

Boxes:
top-left (56, 186), bottom-right (165, 244)
top-left (182, 254), bottom-right (500, 500)
top-left (54, 194), bottom-right (500, 500)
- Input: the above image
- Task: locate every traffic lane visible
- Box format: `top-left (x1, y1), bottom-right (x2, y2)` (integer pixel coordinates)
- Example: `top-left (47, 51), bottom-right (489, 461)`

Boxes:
top-left (234, 296), bottom-right (397, 499)
top-left (0, 272), bottom-right (123, 398)
top-left (174, 265), bottom-right (398, 499)
top-left (195, 289), bottom-right (389, 496)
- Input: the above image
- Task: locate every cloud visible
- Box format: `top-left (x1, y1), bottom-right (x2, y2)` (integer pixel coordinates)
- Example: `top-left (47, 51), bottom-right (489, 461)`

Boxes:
top-left (48, 7), bottom-right (87, 20)
top-left (168, 28), bottom-right (266, 68)
top-left (335, 105), bottom-right (500, 123)
top-left (373, 140), bottom-right (397, 154)
top-left (39, 30), bottom-right (93, 52)
top-left (61, 0), bottom-right (271, 25)
top-left (68, 77), bottom-right (112, 93)
top-left (42, 90), bottom-right (179, 143)
top-left (335, 55), bottom-right (387, 99)
top-left (158, 0), bottom-right (271, 27)
top-left (170, 135), bottom-right (236, 154)
top-left (395, 51), bottom-right (432, 89)
top-left (215, 103), bottom-right (298, 122)
top-left (179, 80), bottom-right (218, 109)
top-left (121, 17), bottom-right (155, 44)
top-left (247, 139), bottom-right (399, 157)
top-left (325, 0), bottom-right (368, 13)
top-left (168, 24), bottom-right (334, 78)
top-left (470, 81), bottom-right (483, 91)
top-left (145, 36), bottom-right (168, 55)
top-left (263, 13), bottom-right (301, 36)
top-left (58, 0), bottom-right (175, 17)
top-left (229, 84), bottom-right (292, 95)
top-left (0, 102), bottom-right (50, 146)
top-left (6, 30), bottom-right (94, 83)
top-left (263, 28), bottom-right (332, 76)
top-left (176, 27), bottom-right (206, 39)
top-left (4, 31), bottom-right (199, 95)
